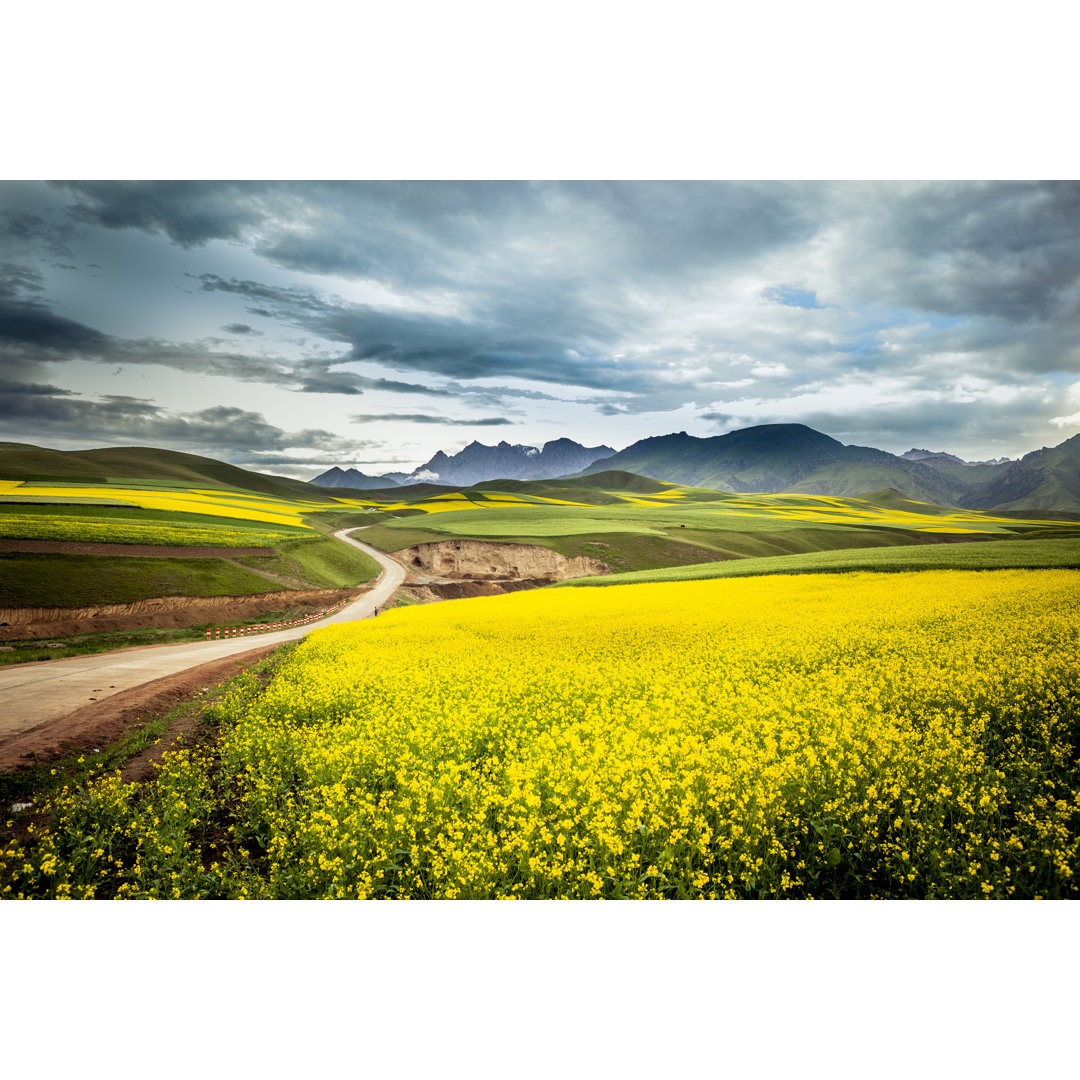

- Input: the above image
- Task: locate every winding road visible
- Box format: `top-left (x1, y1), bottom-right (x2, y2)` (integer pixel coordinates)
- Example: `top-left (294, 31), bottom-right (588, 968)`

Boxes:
top-left (0, 531), bottom-right (404, 744)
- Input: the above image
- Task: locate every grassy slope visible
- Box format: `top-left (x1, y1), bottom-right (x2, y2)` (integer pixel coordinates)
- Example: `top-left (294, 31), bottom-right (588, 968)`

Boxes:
top-left (559, 536), bottom-right (1080, 587)
top-left (265, 537), bottom-right (380, 589)
top-left (0, 554), bottom-right (283, 607)
top-left (0, 441), bottom-right (338, 503)
top-left (0, 536), bottom-right (378, 608)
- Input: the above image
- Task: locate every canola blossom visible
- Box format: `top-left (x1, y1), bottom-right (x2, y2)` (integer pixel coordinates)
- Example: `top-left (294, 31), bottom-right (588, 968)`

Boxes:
top-left (0, 513), bottom-right (306, 547)
top-left (2, 569), bottom-right (1078, 899)
top-left (3, 482), bottom-right (377, 527)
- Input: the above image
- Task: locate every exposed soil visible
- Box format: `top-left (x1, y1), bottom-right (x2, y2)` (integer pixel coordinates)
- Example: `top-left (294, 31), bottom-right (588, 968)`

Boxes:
top-left (394, 578), bottom-right (564, 604)
top-left (396, 539), bottom-right (610, 581)
top-left (0, 643), bottom-right (279, 774)
top-left (0, 538), bottom-right (274, 557)
top-left (0, 587), bottom-right (360, 640)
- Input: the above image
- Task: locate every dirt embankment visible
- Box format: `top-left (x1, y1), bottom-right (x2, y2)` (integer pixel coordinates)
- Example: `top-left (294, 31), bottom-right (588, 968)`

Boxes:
top-left (0, 588), bottom-right (360, 641)
top-left (396, 579), bottom-right (559, 603)
top-left (0, 539), bottom-right (274, 558)
top-left (397, 540), bottom-right (609, 582)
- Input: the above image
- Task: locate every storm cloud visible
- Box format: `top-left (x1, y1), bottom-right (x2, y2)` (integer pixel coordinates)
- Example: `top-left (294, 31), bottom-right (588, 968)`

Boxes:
top-left (0, 375), bottom-right (374, 458)
top-left (351, 413), bottom-right (513, 426)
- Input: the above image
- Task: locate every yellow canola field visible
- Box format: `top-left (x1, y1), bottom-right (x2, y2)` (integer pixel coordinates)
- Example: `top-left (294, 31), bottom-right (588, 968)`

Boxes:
top-left (6, 569), bottom-right (1077, 899)
top-left (2, 482), bottom-right (377, 528)
top-left (716, 496), bottom-right (1061, 533)
top-left (381, 492), bottom-right (594, 512)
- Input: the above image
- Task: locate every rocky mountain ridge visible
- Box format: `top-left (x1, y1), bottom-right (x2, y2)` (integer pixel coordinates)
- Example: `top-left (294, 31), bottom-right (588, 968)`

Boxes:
top-left (308, 425), bottom-right (1080, 512)
top-left (313, 437), bottom-right (615, 489)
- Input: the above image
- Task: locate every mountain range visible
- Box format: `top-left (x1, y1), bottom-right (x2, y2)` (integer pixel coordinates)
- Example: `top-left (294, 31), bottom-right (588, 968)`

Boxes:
top-left (5, 422), bottom-right (1075, 515)
top-left (309, 466), bottom-right (402, 490)
top-left (576, 424), bottom-right (1080, 513)
top-left (313, 438), bottom-right (616, 489)
top-left (314, 423), bottom-right (1080, 513)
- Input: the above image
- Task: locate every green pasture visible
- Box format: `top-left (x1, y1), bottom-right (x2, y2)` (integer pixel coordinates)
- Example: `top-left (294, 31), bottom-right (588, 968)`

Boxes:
top-left (251, 536), bottom-right (381, 589)
top-left (0, 553), bottom-right (283, 608)
top-left (559, 536), bottom-right (1080, 587)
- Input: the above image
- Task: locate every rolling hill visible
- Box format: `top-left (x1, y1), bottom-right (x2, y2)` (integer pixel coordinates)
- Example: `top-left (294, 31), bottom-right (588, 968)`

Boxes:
top-left (577, 424), bottom-right (1080, 513)
top-left (576, 425), bottom-right (965, 502)
top-left (963, 435), bottom-right (1080, 512)
top-left (0, 442), bottom-right (348, 503)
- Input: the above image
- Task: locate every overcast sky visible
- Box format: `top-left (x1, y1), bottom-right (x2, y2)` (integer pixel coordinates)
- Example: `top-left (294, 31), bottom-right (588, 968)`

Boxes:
top-left (2, 179), bottom-right (1079, 478)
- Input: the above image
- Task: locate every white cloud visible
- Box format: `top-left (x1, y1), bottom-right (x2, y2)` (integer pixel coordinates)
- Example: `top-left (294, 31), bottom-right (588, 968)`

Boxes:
top-left (1050, 411), bottom-right (1080, 428)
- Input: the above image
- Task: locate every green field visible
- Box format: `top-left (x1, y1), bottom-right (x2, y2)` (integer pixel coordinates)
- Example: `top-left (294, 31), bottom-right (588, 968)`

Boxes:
top-left (0, 553), bottom-right (284, 608)
top-left (0, 504), bottom-right (310, 547)
top-left (0, 486), bottom-right (379, 608)
top-left (239, 537), bottom-right (381, 589)
top-left (559, 536), bottom-right (1080, 586)
top-left (359, 482), bottom-right (1077, 575)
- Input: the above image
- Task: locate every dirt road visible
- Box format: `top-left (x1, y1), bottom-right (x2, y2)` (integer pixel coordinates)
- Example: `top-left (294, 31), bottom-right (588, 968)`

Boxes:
top-left (0, 531), bottom-right (403, 753)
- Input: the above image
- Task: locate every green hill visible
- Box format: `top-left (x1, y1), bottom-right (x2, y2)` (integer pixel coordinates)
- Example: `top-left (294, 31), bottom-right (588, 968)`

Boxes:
top-left (576, 423), bottom-right (1080, 512)
top-left (0, 442), bottom-right (352, 502)
top-left (965, 435), bottom-right (1080, 512)
top-left (579, 425), bottom-right (965, 504)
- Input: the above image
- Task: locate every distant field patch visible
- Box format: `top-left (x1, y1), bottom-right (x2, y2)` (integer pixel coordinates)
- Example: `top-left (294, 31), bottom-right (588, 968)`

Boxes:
top-left (379, 484), bottom-right (1075, 537)
top-left (0, 481), bottom-right (378, 528)
top-left (0, 509), bottom-right (308, 547)
top-left (561, 536), bottom-right (1080, 586)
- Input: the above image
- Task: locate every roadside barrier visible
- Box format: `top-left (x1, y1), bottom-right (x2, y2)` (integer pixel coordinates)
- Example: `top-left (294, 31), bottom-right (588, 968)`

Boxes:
top-left (205, 598), bottom-right (349, 640)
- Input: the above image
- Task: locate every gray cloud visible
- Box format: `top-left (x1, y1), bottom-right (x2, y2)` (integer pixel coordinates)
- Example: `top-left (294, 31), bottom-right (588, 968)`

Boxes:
top-left (197, 273), bottom-right (647, 393)
top-left (222, 322), bottom-right (261, 336)
top-left (828, 181), bottom-right (1080, 323)
top-left (53, 180), bottom-right (275, 247)
top-left (57, 181), bottom-right (825, 288)
top-left (0, 293), bottom-right (110, 352)
top-left (0, 208), bottom-right (77, 259)
top-left (0, 374), bottom-right (78, 398)
top-left (350, 413), bottom-right (512, 426)
top-left (225, 450), bottom-right (393, 467)
top-left (0, 275), bottom-right (462, 401)
top-left (0, 377), bottom-right (371, 457)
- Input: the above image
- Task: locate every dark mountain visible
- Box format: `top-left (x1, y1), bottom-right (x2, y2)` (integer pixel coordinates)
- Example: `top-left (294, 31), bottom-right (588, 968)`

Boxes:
top-left (962, 434), bottom-right (1080, 512)
top-left (901, 448), bottom-right (967, 465)
top-left (902, 448), bottom-right (1013, 467)
top-left (404, 437), bottom-right (615, 486)
top-left (311, 466), bottom-right (401, 490)
top-left (579, 424), bottom-right (965, 503)
top-left (578, 424), bottom-right (1080, 511)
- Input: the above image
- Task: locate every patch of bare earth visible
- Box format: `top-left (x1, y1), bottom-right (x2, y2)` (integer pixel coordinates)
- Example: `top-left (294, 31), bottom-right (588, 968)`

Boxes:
top-left (387, 539), bottom-right (610, 606)
top-left (0, 587), bottom-right (360, 641)
top-left (396, 539), bottom-right (609, 581)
